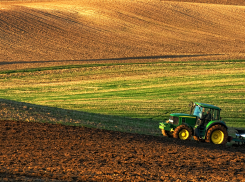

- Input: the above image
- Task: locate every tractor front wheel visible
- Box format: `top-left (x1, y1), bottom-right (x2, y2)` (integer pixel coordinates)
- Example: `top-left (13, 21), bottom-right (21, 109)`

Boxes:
top-left (173, 125), bottom-right (192, 140)
top-left (205, 125), bottom-right (228, 145)
top-left (162, 129), bottom-right (173, 138)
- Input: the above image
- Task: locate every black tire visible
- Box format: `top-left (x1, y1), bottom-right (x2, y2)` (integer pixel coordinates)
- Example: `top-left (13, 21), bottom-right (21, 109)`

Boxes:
top-left (162, 129), bottom-right (173, 138)
top-left (205, 124), bottom-right (228, 145)
top-left (173, 125), bottom-right (192, 140)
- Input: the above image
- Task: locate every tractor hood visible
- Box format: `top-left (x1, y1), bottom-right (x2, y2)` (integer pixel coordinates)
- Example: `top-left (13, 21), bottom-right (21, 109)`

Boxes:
top-left (170, 113), bottom-right (196, 118)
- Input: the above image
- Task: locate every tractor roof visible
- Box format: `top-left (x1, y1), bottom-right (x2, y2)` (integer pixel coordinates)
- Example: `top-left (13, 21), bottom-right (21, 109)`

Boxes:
top-left (170, 113), bottom-right (196, 118)
top-left (194, 102), bottom-right (221, 110)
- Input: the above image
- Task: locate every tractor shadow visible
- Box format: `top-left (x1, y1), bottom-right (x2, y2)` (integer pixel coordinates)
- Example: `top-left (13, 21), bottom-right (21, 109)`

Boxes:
top-left (0, 53), bottom-right (222, 65)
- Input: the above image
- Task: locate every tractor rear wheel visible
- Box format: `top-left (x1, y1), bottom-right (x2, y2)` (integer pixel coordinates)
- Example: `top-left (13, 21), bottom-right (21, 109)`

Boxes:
top-left (205, 125), bottom-right (228, 145)
top-left (173, 125), bottom-right (192, 140)
top-left (162, 129), bottom-right (173, 138)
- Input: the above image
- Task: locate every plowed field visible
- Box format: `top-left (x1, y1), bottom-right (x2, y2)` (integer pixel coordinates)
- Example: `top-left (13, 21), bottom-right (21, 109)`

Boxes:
top-left (1, 0), bottom-right (245, 70)
top-left (1, 120), bottom-right (245, 182)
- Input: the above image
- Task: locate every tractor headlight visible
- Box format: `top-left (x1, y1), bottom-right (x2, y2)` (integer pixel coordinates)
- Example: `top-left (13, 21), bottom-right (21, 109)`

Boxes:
top-left (169, 116), bottom-right (179, 125)
top-left (169, 119), bottom-right (173, 123)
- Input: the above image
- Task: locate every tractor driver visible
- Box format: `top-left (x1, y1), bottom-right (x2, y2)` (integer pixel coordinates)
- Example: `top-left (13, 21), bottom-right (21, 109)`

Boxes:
top-left (194, 108), bottom-right (211, 138)
top-left (200, 109), bottom-right (211, 126)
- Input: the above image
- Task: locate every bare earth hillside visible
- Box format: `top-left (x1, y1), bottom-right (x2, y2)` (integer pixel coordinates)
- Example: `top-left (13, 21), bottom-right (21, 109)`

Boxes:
top-left (0, 0), bottom-right (245, 70)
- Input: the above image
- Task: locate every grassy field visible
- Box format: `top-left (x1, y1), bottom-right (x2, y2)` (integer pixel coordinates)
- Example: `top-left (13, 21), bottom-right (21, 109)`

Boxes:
top-left (0, 59), bottom-right (245, 135)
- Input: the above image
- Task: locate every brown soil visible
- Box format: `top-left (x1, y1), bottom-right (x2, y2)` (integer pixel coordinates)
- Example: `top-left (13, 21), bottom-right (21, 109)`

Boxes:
top-left (1, 0), bottom-right (245, 71)
top-left (1, 120), bottom-right (245, 181)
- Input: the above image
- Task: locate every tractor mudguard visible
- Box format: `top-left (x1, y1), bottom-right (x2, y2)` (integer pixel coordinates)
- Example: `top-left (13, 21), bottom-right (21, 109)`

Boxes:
top-left (206, 120), bottom-right (227, 131)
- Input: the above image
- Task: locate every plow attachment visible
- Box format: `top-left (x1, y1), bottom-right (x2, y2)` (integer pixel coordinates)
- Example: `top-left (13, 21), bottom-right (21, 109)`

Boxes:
top-left (231, 129), bottom-right (245, 146)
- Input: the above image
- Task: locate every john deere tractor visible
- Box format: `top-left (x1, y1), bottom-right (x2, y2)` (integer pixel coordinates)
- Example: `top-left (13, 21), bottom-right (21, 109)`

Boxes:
top-left (159, 102), bottom-right (230, 144)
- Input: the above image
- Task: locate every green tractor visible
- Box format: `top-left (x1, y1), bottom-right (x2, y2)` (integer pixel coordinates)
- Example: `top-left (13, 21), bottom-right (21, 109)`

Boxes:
top-left (159, 102), bottom-right (231, 144)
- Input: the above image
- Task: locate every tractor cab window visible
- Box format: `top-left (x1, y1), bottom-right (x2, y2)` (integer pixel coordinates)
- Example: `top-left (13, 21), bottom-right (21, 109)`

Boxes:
top-left (192, 105), bottom-right (220, 123)
top-left (192, 105), bottom-right (203, 118)
top-left (200, 108), bottom-right (211, 118)
top-left (194, 107), bottom-right (212, 126)
top-left (212, 109), bottom-right (220, 120)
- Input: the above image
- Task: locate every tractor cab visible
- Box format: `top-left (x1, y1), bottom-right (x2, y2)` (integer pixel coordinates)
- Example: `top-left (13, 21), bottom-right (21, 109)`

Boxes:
top-left (191, 102), bottom-right (221, 123)
top-left (190, 102), bottom-right (224, 139)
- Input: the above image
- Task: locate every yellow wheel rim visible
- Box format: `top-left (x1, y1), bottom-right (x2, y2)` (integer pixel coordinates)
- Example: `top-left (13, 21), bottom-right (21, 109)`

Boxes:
top-left (211, 130), bottom-right (224, 144)
top-left (179, 129), bottom-right (189, 140)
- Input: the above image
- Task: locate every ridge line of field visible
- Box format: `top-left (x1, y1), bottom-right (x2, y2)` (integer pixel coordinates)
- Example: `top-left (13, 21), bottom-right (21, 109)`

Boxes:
top-left (1, 58), bottom-right (244, 75)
